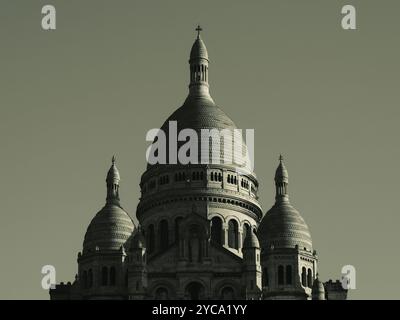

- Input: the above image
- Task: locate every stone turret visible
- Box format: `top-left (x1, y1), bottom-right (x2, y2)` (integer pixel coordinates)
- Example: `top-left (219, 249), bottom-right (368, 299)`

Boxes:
top-left (128, 226), bottom-right (147, 300)
top-left (258, 156), bottom-right (317, 300)
top-left (242, 229), bottom-right (262, 299)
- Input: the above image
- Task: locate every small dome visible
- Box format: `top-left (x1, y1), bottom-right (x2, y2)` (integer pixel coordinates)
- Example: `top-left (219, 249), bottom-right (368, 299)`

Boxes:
top-left (190, 37), bottom-right (208, 61)
top-left (312, 277), bottom-right (326, 300)
top-left (243, 229), bottom-right (260, 248)
top-left (83, 204), bottom-right (134, 252)
top-left (258, 202), bottom-right (312, 251)
top-left (130, 229), bottom-right (146, 249)
top-left (259, 156), bottom-right (312, 251)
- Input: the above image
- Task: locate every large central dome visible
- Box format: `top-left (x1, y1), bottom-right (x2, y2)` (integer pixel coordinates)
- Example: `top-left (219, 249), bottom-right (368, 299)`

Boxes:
top-left (146, 31), bottom-right (253, 175)
top-left (138, 27), bottom-right (262, 228)
top-left (146, 95), bottom-right (253, 173)
top-left (163, 97), bottom-right (235, 132)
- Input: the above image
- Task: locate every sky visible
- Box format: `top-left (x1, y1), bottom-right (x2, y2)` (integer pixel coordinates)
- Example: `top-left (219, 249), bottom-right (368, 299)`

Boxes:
top-left (0, 0), bottom-right (399, 299)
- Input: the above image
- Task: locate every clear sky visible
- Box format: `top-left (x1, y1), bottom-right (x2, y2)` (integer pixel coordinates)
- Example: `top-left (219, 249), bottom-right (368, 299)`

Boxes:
top-left (0, 0), bottom-right (399, 299)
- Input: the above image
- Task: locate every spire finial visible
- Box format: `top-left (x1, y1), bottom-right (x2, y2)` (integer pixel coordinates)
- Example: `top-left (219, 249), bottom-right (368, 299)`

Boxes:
top-left (196, 25), bottom-right (202, 38)
top-left (279, 154), bottom-right (284, 163)
top-left (112, 155), bottom-right (116, 165)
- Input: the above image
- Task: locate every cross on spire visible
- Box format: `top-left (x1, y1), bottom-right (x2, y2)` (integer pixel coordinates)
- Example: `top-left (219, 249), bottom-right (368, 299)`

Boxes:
top-left (279, 154), bottom-right (284, 162)
top-left (196, 25), bottom-right (202, 38)
top-left (112, 155), bottom-right (116, 165)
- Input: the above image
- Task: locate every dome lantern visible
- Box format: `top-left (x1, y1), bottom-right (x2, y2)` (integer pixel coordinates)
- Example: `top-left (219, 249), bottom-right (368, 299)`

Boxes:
top-left (106, 155), bottom-right (120, 205)
top-left (188, 25), bottom-right (213, 102)
top-left (275, 155), bottom-right (289, 202)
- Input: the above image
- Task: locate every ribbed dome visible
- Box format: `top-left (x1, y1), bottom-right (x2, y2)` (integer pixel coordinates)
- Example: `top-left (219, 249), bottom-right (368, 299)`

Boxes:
top-left (258, 202), bottom-right (312, 251)
top-left (146, 96), bottom-right (253, 174)
top-left (190, 37), bottom-right (208, 61)
top-left (164, 97), bottom-right (234, 131)
top-left (83, 204), bottom-right (135, 252)
top-left (243, 229), bottom-right (260, 248)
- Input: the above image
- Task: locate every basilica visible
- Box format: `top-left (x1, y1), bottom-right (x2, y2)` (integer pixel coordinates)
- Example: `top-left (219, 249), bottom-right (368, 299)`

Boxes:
top-left (50, 27), bottom-right (347, 300)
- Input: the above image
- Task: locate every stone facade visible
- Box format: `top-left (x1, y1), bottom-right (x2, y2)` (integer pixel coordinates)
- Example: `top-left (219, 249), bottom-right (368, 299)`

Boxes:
top-left (50, 28), bottom-right (347, 300)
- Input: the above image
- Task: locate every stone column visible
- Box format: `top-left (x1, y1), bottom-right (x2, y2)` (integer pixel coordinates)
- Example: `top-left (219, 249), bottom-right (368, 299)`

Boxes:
top-left (223, 226), bottom-right (228, 247)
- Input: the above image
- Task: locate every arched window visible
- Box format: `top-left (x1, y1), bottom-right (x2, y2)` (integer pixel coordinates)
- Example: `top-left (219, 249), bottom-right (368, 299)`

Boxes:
top-left (211, 217), bottom-right (222, 245)
top-left (307, 269), bottom-right (313, 287)
top-left (278, 265), bottom-right (284, 285)
top-left (286, 265), bottom-right (292, 285)
top-left (88, 269), bottom-right (93, 288)
top-left (147, 224), bottom-right (155, 254)
top-left (214, 172), bottom-right (218, 181)
top-left (175, 217), bottom-right (183, 242)
top-left (159, 219), bottom-right (169, 250)
top-left (186, 282), bottom-right (204, 300)
top-left (228, 219), bottom-right (239, 249)
top-left (263, 267), bottom-right (269, 286)
top-left (220, 286), bottom-right (235, 300)
top-left (188, 224), bottom-right (202, 262)
top-left (82, 271), bottom-right (87, 289)
top-left (301, 267), bottom-right (307, 287)
top-left (101, 266), bottom-right (108, 286)
top-left (218, 173), bottom-right (222, 181)
top-left (109, 266), bottom-right (116, 286)
top-left (155, 287), bottom-right (169, 300)
top-left (242, 223), bottom-right (251, 245)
